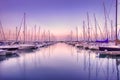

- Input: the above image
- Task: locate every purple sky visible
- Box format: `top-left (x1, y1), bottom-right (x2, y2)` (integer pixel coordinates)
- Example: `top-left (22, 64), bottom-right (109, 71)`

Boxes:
top-left (0, 0), bottom-right (119, 40)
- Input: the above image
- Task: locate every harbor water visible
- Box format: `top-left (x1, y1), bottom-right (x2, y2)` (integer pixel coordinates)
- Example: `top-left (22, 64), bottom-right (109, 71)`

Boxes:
top-left (0, 43), bottom-right (119, 80)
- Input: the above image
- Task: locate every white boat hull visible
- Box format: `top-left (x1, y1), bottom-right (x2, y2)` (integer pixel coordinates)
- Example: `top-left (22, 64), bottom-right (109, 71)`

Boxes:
top-left (0, 50), bottom-right (6, 56)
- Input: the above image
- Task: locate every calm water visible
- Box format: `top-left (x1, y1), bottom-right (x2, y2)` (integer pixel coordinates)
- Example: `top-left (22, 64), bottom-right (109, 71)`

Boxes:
top-left (0, 43), bottom-right (120, 80)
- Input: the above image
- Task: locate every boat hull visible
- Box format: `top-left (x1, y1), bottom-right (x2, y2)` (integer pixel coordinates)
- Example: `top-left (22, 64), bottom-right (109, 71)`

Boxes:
top-left (99, 47), bottom-right (120, 51)
top-left (2, 48), bottom-right (18, 51)
top-left (0, 50), bottom-right (6, 56)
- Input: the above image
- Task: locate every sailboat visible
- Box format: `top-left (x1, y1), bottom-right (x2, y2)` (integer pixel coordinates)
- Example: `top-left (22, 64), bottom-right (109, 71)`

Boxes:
top-left (0, 20), bottom-right (19, 55)
top-left (76, 13), bottom-right (91, 49)
top-left (17, 13), bottom-right (38, 51)
top-left (89, 14), bottom-right (100, 50)
top-left (75, 26), bottom-right (84, 48)
top-left (89, 3), bottom-right (109, 51)
top-left (96, 2), bottom-right (109, 44)
top-left (99, 0), bottom-right (120, 55)
top-left (83, 12), bottom-right (90, 50)
top-left (0, 49), bottom-right (6, 56)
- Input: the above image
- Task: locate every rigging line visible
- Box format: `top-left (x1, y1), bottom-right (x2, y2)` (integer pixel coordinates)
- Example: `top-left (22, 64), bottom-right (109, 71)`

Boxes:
top-left (89, 18), bottom-right (95, 41)
top-left (107, 0), bottom-right (114, 23)
top-left (117, 29), bottom-right (120, 38)
top-left (0, 20), bottom-right (6, 41)
top-left (103, 0), bottom-right (114, 24)
top-left (84, 22), bottom-right (88, 40)
top-left (108, 0), bottom-right (114, 15)
top-left (0, 24), bottom-right (3, 40)
top-left (97, 23), bottom-right (105, 39)
top-left (84, 22), bottom-right (95, 41)
top-left (16, 16), bottom-right (24, 41)
top-left (96, 19), bottom-right (104, 40)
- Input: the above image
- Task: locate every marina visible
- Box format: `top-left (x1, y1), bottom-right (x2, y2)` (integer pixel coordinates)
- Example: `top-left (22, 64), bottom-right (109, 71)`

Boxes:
top-left (0, 0), bottom-right (120, 80)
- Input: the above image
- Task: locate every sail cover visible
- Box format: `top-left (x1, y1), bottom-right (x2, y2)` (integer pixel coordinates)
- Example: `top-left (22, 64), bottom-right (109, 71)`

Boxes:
top-left (96, 38), bottom-right (109, 43)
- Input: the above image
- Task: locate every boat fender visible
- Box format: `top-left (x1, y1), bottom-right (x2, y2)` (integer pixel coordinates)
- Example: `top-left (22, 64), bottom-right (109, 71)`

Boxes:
top-left (105, 49), bottom-right (107, 51)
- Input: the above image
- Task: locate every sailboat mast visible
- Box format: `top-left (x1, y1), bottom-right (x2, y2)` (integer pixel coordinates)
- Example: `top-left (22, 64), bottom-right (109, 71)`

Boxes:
top-left (34, 25), bottom-right (36, 41)
top-left (103, 2), bottom-right (108, 40)
top-left (94, 14), bottom-right (97, 41)
top-left (87, 12), bottom-right (90, 43)
top-left (70, 30), bottom-right (73, 42)
top-left (83, 21), bottom-right (85, 42)
top-left (38, 26), bottom-right (40, 41)
top-left (16, 27), bottom-right (18, 42)
top-left (9, 30), bottom-right (11, 41)
top-left (0, 21), bottom-right (6, 41)
top-left (115, 0), bottom-right (118, 45)
top-left (31, 27), bottom-right (33, 42)
top-left (43, 30), bottom-right (45, 42)
top-left (48, 30), bottom-right (50, 42)
top-left (76, 27), bottom-right (78, 42)
top-left (111, 20), bottom-right (113, 41)
top-left (23, 13), bottom-right (26, 44)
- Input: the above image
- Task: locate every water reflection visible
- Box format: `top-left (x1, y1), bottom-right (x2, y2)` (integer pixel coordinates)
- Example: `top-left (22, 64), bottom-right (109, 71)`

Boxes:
top-left (0, 53), bottom-right (19, 62)
top-left (0, 56), bottom-right (6, 61)
top-left (0, 43), bottom-right (120, 80)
